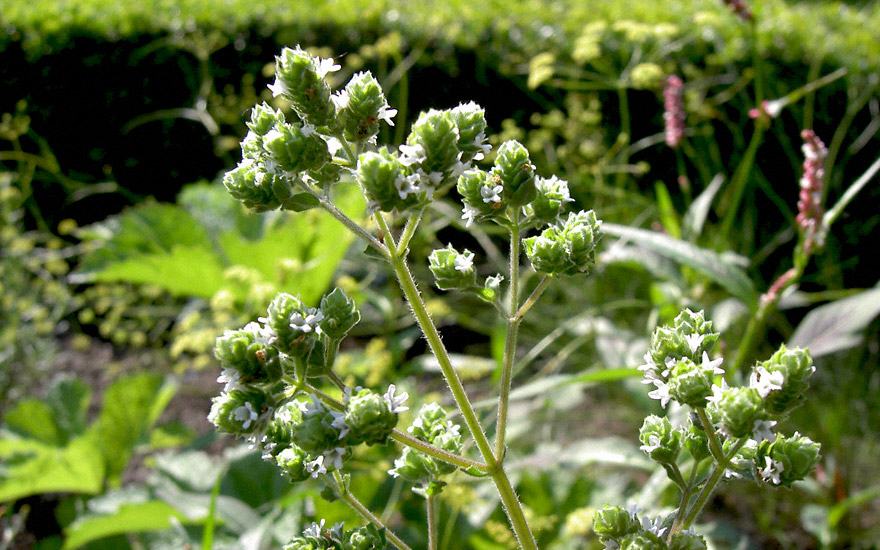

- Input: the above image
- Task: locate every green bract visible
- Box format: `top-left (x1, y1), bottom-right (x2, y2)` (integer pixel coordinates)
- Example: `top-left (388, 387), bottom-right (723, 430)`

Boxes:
top-left (275, 445), bottom-right (311, 483)
top-left (592, 506), bottom-right (640, 542)
top-left (523, 210), bottom-right (601, 276)
top-left (406, 109), bottom-right (461, 182)
top-left (214, 324), bottom-right (282, 385)
top-left (428, 246), bottom-right (477, 290)
top-left (757, 432), bottom-right (821, 487)
top-left (525, 175), bottom-right (573, 224)
top-left (639, 415), bottom-right (682, 464)
top-left (344, 388), bottom-right (399, 446)
top-left (292, 401), bottom-right (344, 453)
top-left (390, 403), bottom-right (462, 484)
top-left (491, 140), bottom-right (536, 207)
top-left (450, 101), bottom-right (490, 163)
top-left (208, 388), bottom-right (273, 437)
top-left (457, 169), bottom-right (502, 226)
top-left (356, 147), bottom-right (406, 213)
top-left (247, 102), bottom-right (286, 136)
top-left (668, 532), bottom-right (707, 550)
top-left (272, 46), bottom-right (336, 127)
top-left (267, 293), bottom-right (323, 359)
top-left (753, 345), bottom-right (815, 414)
top-left (710, 386), bottom-right (764, 438)
top-left (647, 309), bottom-right (719, 367)
top-left (263, 122), bottom-right (330, 173)
top-left (223, 158), bottom-right (282, 212)
top-left (666, 357), bottom-right (717, 408)
top-left (319, 287), bottom-right (360, 341)
top-left (620, 531), bottom-right (668, 550)
top-left (338, 71), bottom-right (392, 142)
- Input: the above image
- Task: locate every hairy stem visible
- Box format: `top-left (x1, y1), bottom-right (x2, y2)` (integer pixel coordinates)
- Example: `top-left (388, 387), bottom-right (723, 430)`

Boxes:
top-left (427, 491), bottom-right (439, 550)
top-left (495, 222), bottom-right (522, 459)
top-left (681, 438), bottom-right (748, 529)
top-left (391, 430), bottom-right (489, 472)
top-left (322, 474), bottom-right (413, 550)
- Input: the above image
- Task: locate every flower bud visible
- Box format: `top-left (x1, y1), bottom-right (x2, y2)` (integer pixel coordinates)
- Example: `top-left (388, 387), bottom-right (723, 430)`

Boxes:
top-left (407, 109), bottom-right (461, 179)
top-left (267, 293), bottom-right (323, 359)
top-left (344, 388), bottom-right (399, 446)
top-left (711, 386), bottom-right (764, 438)
top-left (753, 346), bottom-right (815, 415)
top-left (757, 432), bottom-right (821, 487)
top-left (524, 210), bottom-right (601, 276)
top-left (214, 322), bottom-right (282, 386)
top-left (346, 523), bottom-right (386, 550)
top-left (592, 506), bottom-right (640, 542)
top-left (620, 531), bottom-right (669, 550)
top-left (223, 159), bottom-right (282, 212)
top-left (684, 420), bottom-right (711, 462)
top-left (457, 169), bottom-right (502, 226)
top-left (319, 287), bottom-right (360, 341)
top-left (247, 102), bottom-right (286, 136)
top-left (263, 123), bottom-right (329, 173)
top-left (275, 445), bottom-right (311, 483)
top-left (428, 246), bottom-right (477, 290)
top-left (668, 532), bottom-right (707, 550)
top-left (491, 140), bottom-right (536, 207)
top-left (338, 71), bottom-right (393, 142)
top-left (524, 175), bottom-right (573, 224)
top-left (262, 402), bottom-right (303, 457)
top-left (293, 403), bottom-right (343, 453)
top-left (389, 403), bottom-right (462, 483)
top-left (666, 356), bottom-right (717, 408)
top-left (356, 147), bottom-right (405, 213)
top-left (639, 415), bottom-right (682, 464)
top-left (272, 46), bottom-right (337, 127)
top-left (450, 101), bottom-right (490, 163)
top-left (208, 388), bottom-right (273, 437)
top-left (647, 309), bottom-right (719, 370)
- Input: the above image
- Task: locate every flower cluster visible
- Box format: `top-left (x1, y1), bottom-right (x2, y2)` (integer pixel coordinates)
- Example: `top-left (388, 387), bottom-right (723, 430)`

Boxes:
top-left (636, 310), bottom-right (820, 487)
top-left (721, 0), bottom-right (753, 21)
top-left (283, 520), bottom-right (386, 550)
top-left (208, 288), bottom-right (409, 483)
top-left (389, 403), bottom-right (463, 485)
top-left (796, 129), bottom-right (827, 248)
top-left (593, 505), bottom-right (707, 550)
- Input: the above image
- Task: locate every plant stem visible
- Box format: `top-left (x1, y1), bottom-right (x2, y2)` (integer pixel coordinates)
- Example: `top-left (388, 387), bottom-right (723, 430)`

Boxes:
top-left (323, 474), bottom-right (413, 550)
top-left (373, 213), bottom-right (538, 550)
top-left (391, 430), bottom-right (489, 472)
top-left (427, 491), bottom-right (439, 550)
top-left (495, 222), bottom-right (522, 459)
top-left (719, 126), bottom-right (765, 243)
top-left (696, 408), bottom-right (725, 461)
top-left (680, 438), bottom-right (748, 529)
top-left (513, 276), bottom-right (552, 323)
top-left (667, 460), bottom-right (702, 542)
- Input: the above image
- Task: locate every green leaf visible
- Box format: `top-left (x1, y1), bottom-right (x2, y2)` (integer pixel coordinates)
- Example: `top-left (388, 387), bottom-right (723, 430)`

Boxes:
top-left (683, 173), bottom-right (724, 239)
top-left (0, 435), bottom-right (105, 501)
top-left (45, 377), bottom-right (91, 443)
top-left (93, 374), bottom-right (177, 484)
top-left (789, 286), bottom-right (880, 357)
top-left (3, 400), bottom-right (61, 445)
top-left (653, 181), bottom-right (680, 239)
top-left (602, 223), bottom-right (757, 305)
top-left (62, 499), bottom-right (192, 550)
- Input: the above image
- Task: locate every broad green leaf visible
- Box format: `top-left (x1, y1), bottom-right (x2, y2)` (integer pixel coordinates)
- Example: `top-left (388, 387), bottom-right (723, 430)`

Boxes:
top-left (81, 245), bottom-right (228, 299)
top-left (602, 223), bottom-right (757, 305)
top-left (45, 377), bottom-right (91, 443)
top-left (3, 399), bottom-right (61, 445)
top-left (220, 446), bottom-right (290, 509)
top-left (73, 203), bottom-right (214, 276)
top-left (0, 435), bottom-right (105, 501)
top-left (94, 374), bottom-right (177, 484)
top-left (177, 181), bottom-right (264, 241)
top-left (789, 286), bottom-right (880, 357)
top-left (62, 500), bottom-right (191, 550)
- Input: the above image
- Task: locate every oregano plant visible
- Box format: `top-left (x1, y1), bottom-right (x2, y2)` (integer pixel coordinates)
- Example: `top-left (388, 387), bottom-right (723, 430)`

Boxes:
top-left (208, 46), bottom-right (820, 550)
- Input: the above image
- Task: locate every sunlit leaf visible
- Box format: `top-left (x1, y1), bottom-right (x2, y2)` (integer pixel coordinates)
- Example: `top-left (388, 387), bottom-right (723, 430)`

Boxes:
top-left (789, 287), bottom-right (880, 357)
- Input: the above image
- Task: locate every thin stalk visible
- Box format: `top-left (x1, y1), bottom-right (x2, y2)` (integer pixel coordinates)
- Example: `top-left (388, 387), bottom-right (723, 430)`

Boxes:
top-left (680, 438), bottom-right (748, 529)
top-left (396, 208), bottom-right (425, 255)
top-left (719, 126), bottom-right (766, 243)
top-left (322, 475), bottom-right (413, 550)
top-left (512, 276), bottom-right (552, 323)
top-left (614, 85), bottom-right (631, 189)
top-left (427, 492), bottom-right (439, 550)
top-left (696, 408), bottom-right (725, 461)
top-left (391, 430), bottom-right (489, 472)
top-left (373, 213), bottom-right (538, 550)
top-left (667, 460), bottom-right (702, 542)
top-left (495, 222), bottom-right (522, 459)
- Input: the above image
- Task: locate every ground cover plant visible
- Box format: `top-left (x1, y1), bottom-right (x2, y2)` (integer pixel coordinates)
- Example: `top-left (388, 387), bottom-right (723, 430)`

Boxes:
top-left (2, 1), bottom-right (880, 549)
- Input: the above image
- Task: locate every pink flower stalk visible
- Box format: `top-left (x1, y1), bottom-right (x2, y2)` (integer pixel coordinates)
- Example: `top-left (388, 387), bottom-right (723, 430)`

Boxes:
top-left (797, 129), bottom-right (827, 235)
top-left (722, 0), bottom-right (753, 21)
top-left (663, 75), bottom-right (685, 149)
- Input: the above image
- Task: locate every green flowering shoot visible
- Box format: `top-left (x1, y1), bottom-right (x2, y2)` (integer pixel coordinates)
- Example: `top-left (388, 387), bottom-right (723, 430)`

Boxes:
top-left (389, 403), bottom-right (463, 485)
top-left (523, 210), bottom-right (601, 276)
top-left (427, 245), bottom-right (476, 290)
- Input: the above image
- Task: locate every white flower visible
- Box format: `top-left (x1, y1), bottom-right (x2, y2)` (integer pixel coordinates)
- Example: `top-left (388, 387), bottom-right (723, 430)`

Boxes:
top-left (750, 366), bottom-right (784, 398)
top-left (700, 351), bottom-right (725, 375)
top-left (299, 393), bottom-right (326, 416)
top-left (684, 333), bottom-right (705, 354)
top-left (315, 56), bottom-right (341, 78)
top-left (753, 419), bottom-right (777, 441)
top-left (330, 411), bottom-right (350, 440)
top-left (480, 184), bottom-right (503, 203)
top-left (378, 105), bottom-right (398, 126)
top-left (290, 309), bottom-right (324, 333)
top-left (706, 379), bottom-right (730, 405)
top-left (461, 204), bottom-right (479, 227)
top-left (306, 455), bottom-right (327, 478)
top-left (243, 321), bottom-right (274, 346)
top-left (330, 522), bottom-right (345, 540)
top-left (398, 143), bottom-right (426, 167)
top-left (453, 251), bottom-right (474, 273)
top-left (300, 123), bottom-right (317, 137)
top-left (639, 434), bottom-right (662, 454)
top-left (331, 90), bottom-right (350, 110)
top-left (759, 455), bottom-right (784, 485)
top-left (647, 379), bottom-right (672, 408)
top-left (233, 401), bottom-right (258, 429)
top-left (323, 447), bottom-right (347, 470)
top-left (395, 173), bottom-right (422, 199)
top-left (486, 274), bottom-right (504, 289)
top-left (388, 456), bottom-right (406, 478)
top-left (383, 384), bottom-right (409, 413)
top-left (326, 137), bottom-right (344, 157)
top-left (641, 515), bottom-right (667, 538)
top-left (217, 368), bottom-right (243, 393)
top-left (268, 77), bottom-right (289, 97)
top-left (365, 200), bottom-right (381, 215)
top-left (303, 519), bottom-right (325, 538)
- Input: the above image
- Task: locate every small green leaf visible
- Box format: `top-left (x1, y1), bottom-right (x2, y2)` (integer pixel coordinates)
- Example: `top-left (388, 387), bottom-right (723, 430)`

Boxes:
top-left (0, 436), bottom-right (105, 502)
top-left (3, 400), bottom-right (61, 445)
top-left (653, 181), bottom-right (681, 239)
top-left (46, 377), bottom-right (91, 443)
top-left (602, 223), bottom-right (757, 305)
top-left (62, 500), bottom-right (192, 550)
top-left (683, 174), bottom-right (724, 239)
